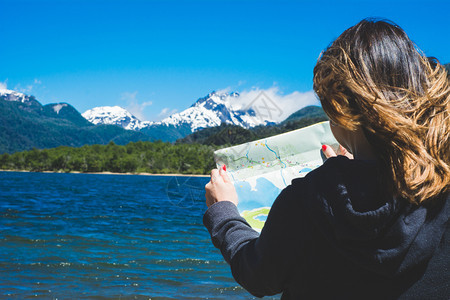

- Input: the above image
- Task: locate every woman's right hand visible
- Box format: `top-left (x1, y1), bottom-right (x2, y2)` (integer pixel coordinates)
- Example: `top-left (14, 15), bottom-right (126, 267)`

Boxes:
top-left (322, 144), bottom-right (354, 159)
top-left (205, 166), bottom-right (239, 208)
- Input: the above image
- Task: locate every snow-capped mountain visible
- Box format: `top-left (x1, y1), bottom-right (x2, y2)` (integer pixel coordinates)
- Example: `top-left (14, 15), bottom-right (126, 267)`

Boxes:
top-left (0, 88), bottom-right (31, 103)
top-left (0, 87), bottom-right (46, 114)
top-left (159, 91), bottom-right (271, 131)
top-left (82, 106), bottom-right (152, 131)
top-left (82, 91), bottom-right (275, 133)
top-left (0, 87), bottom-right (324, 151)
top-left (0, 88), bottom-right (153, 153)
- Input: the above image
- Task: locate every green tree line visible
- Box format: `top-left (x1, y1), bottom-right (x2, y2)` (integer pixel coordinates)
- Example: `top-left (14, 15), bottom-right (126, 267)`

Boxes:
top-left (0, 141), bottom-right (216, 175)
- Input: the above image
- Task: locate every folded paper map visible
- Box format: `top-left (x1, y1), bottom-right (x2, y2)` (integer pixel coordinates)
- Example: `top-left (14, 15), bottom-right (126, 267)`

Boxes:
top-left (214, 121), bottom-right (338, 232)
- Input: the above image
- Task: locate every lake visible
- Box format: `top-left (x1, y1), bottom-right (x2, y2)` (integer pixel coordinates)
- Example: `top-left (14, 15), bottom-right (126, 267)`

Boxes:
top-left (0, 171), bottom-right (280, 299)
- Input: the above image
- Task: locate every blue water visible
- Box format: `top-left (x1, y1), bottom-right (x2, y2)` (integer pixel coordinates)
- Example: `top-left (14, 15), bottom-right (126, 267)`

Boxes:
top-left (0, 171), bottom-right (280, 299)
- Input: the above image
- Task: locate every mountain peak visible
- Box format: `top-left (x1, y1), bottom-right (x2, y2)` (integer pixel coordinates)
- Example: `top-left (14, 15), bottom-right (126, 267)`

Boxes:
top-left (160, 91), bottom-right (268, 132)
top-left (82, 106), bottom-right (152, 131)
top-left (82, 91), bottom-right (273, 134)
top-left (192, 91), bottom-right (239, 108)
top-left (0, 88), bottom-right (30, 103)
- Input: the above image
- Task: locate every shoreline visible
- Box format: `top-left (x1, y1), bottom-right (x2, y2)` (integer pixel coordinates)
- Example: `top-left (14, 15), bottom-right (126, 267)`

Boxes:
top-left (0, 169), bottom-right (210, 177)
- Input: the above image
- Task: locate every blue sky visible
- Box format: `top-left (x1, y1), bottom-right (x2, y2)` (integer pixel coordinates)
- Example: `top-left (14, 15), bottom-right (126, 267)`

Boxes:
top-left (1, 0), bottom-right (449, 121)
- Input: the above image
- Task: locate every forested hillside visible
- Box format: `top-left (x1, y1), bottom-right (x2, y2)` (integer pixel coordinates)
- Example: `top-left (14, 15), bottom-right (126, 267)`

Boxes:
top-left (0, 105), bottom-right (329, 174)
top-left (0, 141), bottom-right (216, 175)
top-left (0, 96), bottom-right (152, 154)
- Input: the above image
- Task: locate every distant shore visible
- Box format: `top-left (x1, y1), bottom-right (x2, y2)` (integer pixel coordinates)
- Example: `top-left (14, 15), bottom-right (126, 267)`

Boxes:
top-left (0, 169), bottom-right (210, 177)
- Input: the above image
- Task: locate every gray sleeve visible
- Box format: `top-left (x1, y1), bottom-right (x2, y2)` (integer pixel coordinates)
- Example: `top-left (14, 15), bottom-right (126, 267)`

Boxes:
top-left (203, 200), bottom-right (259, 264)
top-left (203, 185), bottom-right (305, 297)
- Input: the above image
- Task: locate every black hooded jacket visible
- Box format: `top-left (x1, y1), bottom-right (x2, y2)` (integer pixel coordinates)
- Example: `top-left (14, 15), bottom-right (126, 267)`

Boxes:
top-left (203, 156), bottom-right (449, 299)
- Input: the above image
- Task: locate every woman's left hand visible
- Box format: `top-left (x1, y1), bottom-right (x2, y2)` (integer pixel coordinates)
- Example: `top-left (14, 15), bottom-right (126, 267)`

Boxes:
top-left (205, 166), bottom-right (238, 208)
top-left (322, 144), bottom-right (354, 159)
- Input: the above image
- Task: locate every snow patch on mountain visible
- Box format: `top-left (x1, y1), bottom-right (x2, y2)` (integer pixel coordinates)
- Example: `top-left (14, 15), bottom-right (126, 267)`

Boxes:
top-left (52, 103), bottom-right (68, 114)
top-left (82, 106), bottom-right (153, 131)
top-left (0, 88), bottom-right (29, 103)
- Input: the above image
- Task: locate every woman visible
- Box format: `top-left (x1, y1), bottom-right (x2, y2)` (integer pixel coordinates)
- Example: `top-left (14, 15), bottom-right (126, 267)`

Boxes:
top-left (204, 19), bottom-right (449, 299)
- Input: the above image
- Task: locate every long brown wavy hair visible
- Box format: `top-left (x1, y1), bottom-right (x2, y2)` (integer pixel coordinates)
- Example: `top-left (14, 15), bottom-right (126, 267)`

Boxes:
top-left (313, 19), bottom-right (450, 204)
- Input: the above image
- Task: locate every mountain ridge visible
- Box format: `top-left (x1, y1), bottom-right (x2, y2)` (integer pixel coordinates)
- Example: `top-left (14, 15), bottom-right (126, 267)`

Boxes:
top-left (82, 91), bottom-right (278, 139)
top-left (177, 105), bottom-right (328, 146)
top-left (0, 87), bottom-right (326, 153)
top-left (0, 89), bottom-right (152, 153)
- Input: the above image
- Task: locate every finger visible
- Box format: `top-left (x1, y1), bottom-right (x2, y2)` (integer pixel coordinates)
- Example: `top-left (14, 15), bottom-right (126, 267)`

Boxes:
top-left (205, 181), bottom-right (211, 190)
top-left (210, 169), bottom-right (223, 184)
top-left (338, 145), bottom-right (354, 159)
top-left (219, 166), bottom-right (231, 183)
top-left (322, 144), bottom-right (337, 158)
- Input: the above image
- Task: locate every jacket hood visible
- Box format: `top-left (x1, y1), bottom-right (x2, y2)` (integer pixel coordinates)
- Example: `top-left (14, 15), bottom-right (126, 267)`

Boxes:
top-left (300, 156), bottom-right (449, 278)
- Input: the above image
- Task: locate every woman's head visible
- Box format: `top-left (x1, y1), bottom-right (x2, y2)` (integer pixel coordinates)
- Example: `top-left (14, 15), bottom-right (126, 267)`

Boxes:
top-left (314, 19), bottom-right (450, 204)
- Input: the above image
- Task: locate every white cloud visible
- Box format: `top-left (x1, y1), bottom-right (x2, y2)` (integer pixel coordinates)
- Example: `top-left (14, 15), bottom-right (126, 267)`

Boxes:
top-left (230, 86), bottom-right (320, 122)
top-left (121, 91), bottom-right (153, 121)
top-left (0, 80), bottom-right (7, 91)
top-left (215, 87), bottom-right (231, 95)
top-left (11, 79), bottom-right (42, 94)
top-left (14, 83), bottom-right (34, 94)
top-left (158, 107), bottom-right (178, 119)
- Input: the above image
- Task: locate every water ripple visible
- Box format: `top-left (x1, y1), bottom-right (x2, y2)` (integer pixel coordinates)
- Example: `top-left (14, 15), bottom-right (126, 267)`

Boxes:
top-left (0, 171), bottom-right (279, 299)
